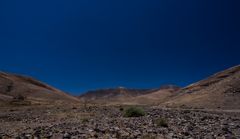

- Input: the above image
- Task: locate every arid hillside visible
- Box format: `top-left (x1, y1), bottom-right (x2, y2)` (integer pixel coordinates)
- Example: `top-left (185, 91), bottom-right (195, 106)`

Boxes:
top-left (78, 87), bottom-right (158, 101)
top-left (0, 71), bottom-right (79, 104)
top-left (79, 85), bottom-right (180, 105)
top-left (163, 65), bottom-right (240, 109)
top-left (78, 65), bottom-right (240, 109)
top-left (128, 85), bottom-right (180, 105)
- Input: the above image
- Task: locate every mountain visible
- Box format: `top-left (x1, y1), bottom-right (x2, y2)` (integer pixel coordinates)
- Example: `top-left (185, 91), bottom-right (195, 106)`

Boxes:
top-left (79, 65), bottom-right (240, 108)
top-left (78, 85), bottom-right (180, 105)
top-left (0, 71), bottom-right (79, 105)
top-left (163, 65), bottom-right (240, 109)
top-left (79, 87), bottom-right (158, 101)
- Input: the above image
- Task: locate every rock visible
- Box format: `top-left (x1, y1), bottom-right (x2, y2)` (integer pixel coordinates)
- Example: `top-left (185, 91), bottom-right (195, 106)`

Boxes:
top-left (0, 106), bottom-right (240, 138)
top-left (63, 132), bottom-right (71, 139)
top-left (45, 132), bottom-right (53, 139)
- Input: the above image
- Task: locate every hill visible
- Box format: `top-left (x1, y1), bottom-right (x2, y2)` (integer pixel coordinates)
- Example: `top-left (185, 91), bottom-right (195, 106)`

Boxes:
top-left (129, 85), bottom-right (180, 105)
top-left (163, 65), bottom-right (240, 109)
top-left (0, 71), bottom-right (79, 105)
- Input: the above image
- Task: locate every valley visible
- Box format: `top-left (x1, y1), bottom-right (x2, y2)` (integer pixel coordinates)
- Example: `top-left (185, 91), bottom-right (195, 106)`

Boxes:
top-left (0, 65), bottom-right (240, 139)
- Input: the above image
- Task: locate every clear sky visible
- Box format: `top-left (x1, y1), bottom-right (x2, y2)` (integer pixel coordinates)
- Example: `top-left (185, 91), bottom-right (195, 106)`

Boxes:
top-left (0, 0), bottom-right (239, 95)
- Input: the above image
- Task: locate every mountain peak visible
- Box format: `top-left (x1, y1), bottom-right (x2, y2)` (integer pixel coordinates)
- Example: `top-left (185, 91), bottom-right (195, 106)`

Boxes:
top-left (117, 86), bottom-right (126, 89)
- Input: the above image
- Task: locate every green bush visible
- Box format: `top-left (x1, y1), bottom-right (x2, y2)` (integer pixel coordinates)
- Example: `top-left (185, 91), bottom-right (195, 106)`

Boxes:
top-left (156, 118), bottom-right (168, 127)
top-left (124, 107), bottom-right (145, 117)
top-left (119, 107), bottom-right (124, 111)
top-left (81, 118), bottom-right (89, 123)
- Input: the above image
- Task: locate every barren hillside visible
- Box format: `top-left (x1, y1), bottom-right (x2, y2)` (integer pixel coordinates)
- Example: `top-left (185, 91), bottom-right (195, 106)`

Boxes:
top-left (163, 65), bottom-right (240, 109)
top-left (79, 85), bottom-right (180, 105)
top-left (78, 87), bottom-right (158, 101)
top-left (0, 71), bottom-right (79, 104)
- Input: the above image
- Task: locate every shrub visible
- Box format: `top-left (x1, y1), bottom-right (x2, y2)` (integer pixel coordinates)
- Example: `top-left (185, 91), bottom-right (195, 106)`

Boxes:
top-left (13, 94), bottom-right (25, 101)
top-left (10, 94), bottom-right (31, 106)
top-left (119, 107), bottom-right (124, 111)
top-left (156, 118), bottom-right (168, 127)
top-left (81, 118), bottom-right (89, 123)
top-left (72, 106), bottom-right (77, 109)
top-left (124, 107), bottom-right (145, 117)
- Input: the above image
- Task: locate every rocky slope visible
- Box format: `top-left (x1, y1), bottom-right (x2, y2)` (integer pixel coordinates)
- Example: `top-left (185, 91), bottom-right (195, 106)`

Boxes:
top-left (0, 71), bottom-right (79, 104)
top-left (78, 87), bottom-right (158, 101)
top-left (78, 85), bottom-right (181, 105)
top-left (164, 65), bottom-right (240, 109)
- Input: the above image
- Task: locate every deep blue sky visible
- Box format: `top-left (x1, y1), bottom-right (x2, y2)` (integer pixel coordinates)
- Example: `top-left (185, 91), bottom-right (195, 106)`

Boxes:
top-left (0, 0), bottom-right (239, 95)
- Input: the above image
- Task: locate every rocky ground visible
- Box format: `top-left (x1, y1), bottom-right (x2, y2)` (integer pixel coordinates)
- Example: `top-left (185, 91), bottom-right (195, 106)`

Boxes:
top-left (0, 105), bottom-right (239, 139)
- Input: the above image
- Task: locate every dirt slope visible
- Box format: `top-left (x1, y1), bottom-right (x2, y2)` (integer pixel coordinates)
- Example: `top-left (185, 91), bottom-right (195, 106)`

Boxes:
top-left (129, 86), bottom-right (180, 105)
top-left (163, 65), bottom-right (240, 109)
top-left (0, 71), bottom-right (79, 104)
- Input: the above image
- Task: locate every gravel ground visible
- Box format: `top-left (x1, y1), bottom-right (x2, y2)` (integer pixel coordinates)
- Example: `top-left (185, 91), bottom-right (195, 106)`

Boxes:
top-left (0, 105), bottom-right (239, 139)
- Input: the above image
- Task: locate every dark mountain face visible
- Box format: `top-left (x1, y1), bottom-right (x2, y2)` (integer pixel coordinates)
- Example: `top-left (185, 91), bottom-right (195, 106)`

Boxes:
top-left (78, 87), bottom-right (159, 100)
top-left (78, 85), bottom-right (182, 101)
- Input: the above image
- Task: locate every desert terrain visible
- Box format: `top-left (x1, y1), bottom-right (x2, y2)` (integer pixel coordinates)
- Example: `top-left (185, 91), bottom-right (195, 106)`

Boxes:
top-left (0, 65), bottom-right (240, 139)
top-left (0, 104), bottom-right (240, 139)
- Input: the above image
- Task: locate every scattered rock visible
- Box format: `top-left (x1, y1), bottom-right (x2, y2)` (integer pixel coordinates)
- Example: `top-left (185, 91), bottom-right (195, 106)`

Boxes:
top-left (0, 106), bottom-right (240, 138)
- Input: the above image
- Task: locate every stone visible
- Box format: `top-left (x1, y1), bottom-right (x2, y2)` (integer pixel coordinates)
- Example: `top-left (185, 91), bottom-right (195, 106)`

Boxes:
top-left (63, 132), bottom-right (71, 139)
